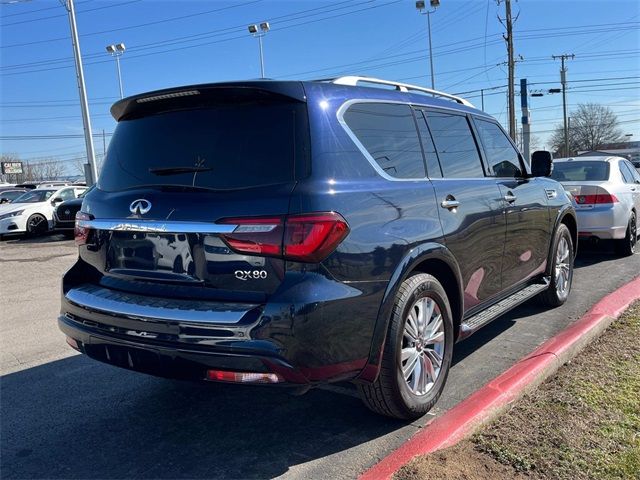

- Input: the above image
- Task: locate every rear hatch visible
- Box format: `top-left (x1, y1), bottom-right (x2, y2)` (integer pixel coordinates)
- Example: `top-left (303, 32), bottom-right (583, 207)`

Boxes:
top-left (78, 83), bottom-right (310, 301)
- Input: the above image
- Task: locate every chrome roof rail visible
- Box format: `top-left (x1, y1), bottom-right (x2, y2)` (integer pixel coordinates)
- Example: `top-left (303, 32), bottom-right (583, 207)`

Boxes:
top-left (328, 76), bottom-right (475, 108)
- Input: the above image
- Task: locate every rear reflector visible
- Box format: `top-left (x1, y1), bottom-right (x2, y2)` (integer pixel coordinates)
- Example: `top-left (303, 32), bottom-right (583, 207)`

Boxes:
top-left (66, 336), bottom-right (80, 351)
top-left (205, 370), bottom-right (283, 384)
top-left (219, 212), bottom-right (349, 263)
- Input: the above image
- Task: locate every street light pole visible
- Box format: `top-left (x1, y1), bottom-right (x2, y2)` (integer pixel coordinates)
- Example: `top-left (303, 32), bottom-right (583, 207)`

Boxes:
top-left (248, 22), bottom-right (270, 79)
top-left (61, 0), bottom-right (97, 185)
top-left (416, 0), bottom-right (439, 90)
top-left (106, 43), bottom-right (126, 99)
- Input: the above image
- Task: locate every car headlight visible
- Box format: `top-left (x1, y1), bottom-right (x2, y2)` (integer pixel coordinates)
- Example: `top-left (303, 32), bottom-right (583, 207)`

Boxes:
top-left (0, 210), bottom-right (25, 220)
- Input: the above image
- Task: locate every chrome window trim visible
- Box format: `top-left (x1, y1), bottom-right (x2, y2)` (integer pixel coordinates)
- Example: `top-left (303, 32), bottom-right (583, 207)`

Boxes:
top-left (78, 219), bottom-right (237, 234)
top-left (336, 99), bottom-right (493, 183)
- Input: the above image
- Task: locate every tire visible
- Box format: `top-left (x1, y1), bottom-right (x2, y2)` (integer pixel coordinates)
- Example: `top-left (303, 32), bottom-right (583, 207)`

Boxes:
top-left (26, 213), bottom-right (48, 237)
top-left (615, 211), bottom-right (637, 257)
top-left (357, 273), bottom-right (454, 420)
top-left (538, 223), bottom-right (574, 307)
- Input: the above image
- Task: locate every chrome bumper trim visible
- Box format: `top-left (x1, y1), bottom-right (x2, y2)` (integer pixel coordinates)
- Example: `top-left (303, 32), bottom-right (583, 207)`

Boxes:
top-left (65, 284), bottom-right (257, 324)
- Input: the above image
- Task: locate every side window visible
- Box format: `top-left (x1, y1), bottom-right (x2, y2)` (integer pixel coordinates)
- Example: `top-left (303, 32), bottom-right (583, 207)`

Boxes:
top-left (424, 111), bottom-right (485, 178)
top-left (343, 103), bottom-right (425, 179)
top-left (415, 109), bottom-right (442, 178)
top-left (474, 119), bottom-right (523, 178)
top-left (619, 161), bottom-right (635, 184)
top-left (57, 188), bottom-right (75, 201)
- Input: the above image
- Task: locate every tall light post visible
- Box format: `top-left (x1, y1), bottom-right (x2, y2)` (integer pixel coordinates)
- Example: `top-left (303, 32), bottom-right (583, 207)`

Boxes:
top-left (60, 0), bottom-right (97, 185)
top-left (248, 22), bottom-right (270, 79)
top-left (415, 0), bottom-right (440, 90)
top-left (106, 43), bottom-right (126, 99)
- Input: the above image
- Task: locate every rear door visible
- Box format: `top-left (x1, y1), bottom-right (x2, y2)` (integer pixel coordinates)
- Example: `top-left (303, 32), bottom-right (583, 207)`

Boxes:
top-left (472, 117), bottom-right (550, 289)
top-left (619, 160), bottom-right (640, 212)
top-left (415, 108), bottom-right (505, 310)
top-left (80, 87), bottom-right (309, 300)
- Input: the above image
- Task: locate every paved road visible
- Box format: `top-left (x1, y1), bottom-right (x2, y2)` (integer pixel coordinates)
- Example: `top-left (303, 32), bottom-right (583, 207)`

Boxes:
top-left (1, 234), bottom-right (638, 479)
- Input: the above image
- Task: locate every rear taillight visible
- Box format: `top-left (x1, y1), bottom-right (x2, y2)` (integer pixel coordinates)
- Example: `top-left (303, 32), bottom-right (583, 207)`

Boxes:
top-left (219, 212), bottom-right (349, 263)
top-left (575, 193), bottom-right (619, 205)
top-left (74, 211), bottom-right (92, 245)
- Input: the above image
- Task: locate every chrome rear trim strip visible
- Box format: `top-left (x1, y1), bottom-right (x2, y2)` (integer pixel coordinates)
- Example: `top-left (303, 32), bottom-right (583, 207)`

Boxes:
top-left (79, 219), bottom-right (236, 234)
top-left (65, 284), bottom-right (257, 324)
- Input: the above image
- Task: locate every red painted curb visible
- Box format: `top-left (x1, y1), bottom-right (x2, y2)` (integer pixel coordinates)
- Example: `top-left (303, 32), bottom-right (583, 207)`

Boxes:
top-left (360, 275), bottom-right (640, 480)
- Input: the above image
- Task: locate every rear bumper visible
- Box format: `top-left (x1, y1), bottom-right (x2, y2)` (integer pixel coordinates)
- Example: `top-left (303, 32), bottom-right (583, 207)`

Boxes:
top-left (59, 273), bottom-right (386, 386)
top-left (575, 206), bottom-right (628, 240)
top-left (58, 314), bottom-right (305, 384)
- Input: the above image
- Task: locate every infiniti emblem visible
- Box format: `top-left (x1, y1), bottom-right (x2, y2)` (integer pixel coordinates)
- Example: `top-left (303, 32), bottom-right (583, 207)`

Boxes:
top-left (129, 199), bottom-right (152, 215)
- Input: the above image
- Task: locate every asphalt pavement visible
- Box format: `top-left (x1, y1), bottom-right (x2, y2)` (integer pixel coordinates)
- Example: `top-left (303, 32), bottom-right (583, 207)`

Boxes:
top-left (1, 233), bottom-right (638, 479)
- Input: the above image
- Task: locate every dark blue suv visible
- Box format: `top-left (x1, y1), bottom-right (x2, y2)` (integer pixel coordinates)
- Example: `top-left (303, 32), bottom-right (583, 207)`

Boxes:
top-left (59, 77), bottom-right (577, 419)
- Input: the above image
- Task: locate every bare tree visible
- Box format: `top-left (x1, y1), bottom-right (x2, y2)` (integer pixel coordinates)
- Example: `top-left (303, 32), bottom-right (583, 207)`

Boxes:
top-left (550, 103), bottom-right (623, 156)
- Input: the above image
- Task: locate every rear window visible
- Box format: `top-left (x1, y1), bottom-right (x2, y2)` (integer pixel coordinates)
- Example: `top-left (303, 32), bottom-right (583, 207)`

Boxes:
top-left (99, 101), bottom-right (308, 192)
top-left (551, 161), bottom-right (610, 182)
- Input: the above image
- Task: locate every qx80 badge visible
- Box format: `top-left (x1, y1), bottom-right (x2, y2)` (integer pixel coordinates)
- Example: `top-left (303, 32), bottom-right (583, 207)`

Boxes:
top-left (234, 270), bottom-right (268, 281)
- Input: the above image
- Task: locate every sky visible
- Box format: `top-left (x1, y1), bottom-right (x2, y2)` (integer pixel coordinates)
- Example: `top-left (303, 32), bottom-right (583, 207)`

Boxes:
top-left (1, 0), bottom-right (639, 177)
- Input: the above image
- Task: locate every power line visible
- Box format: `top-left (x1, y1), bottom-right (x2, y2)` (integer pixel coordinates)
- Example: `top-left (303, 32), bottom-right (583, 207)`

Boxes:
top-left (0, 0), bottom-right (143, 27)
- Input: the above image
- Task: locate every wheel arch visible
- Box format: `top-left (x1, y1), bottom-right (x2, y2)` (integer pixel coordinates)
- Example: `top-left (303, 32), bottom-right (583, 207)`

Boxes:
top-left (356, 242), bottom-right (464, 383)
top-left (548, 205), bottom-right (578, 270)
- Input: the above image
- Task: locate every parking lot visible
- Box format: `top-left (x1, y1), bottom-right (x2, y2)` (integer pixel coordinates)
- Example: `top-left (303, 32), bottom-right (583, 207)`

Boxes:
top-left (1, 234), bottom-right (639, 479)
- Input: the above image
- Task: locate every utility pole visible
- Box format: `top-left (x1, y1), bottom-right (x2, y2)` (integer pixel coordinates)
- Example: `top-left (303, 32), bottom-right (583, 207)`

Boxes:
top-left (552, 53), bottom-right (575, 157)
top-left (61, 0), bottom-right (97, 185)
top-left (520, 78), bottom-right (530, 161)
top-left (498, 0), bottom-right (517, 141)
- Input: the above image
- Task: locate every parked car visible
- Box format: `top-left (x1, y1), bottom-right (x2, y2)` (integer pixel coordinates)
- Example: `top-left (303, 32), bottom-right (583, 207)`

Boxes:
top-left (0, 188), bottom-right (28, 204)
top-left (551, 156), bottom-right (640, 255)
top-left (0, 185), bottom-right (86, 237)
top-left (53, 186), bottom-right (93, 235)
top-left (59, 77), bottom-right (576, 419)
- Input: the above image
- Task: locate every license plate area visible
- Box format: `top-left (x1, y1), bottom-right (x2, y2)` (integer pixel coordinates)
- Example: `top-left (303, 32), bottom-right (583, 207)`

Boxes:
top-left (106, 231), bottom-right (196, 278)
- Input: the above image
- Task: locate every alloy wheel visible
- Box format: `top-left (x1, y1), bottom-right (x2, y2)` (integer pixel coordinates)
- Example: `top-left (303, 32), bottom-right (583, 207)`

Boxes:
top-left (555, 236), bottom-right (571, 297)
top-left (28, 215), bottom-right (46, 235)
top-left (401, 296), bottom-right (445, 396)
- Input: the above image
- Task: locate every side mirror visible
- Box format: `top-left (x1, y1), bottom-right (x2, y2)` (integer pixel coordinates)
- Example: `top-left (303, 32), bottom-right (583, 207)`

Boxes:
top-left (52, 197), bottom-right (63, 205)
top-left (531, 150), bottom-right (553, 177)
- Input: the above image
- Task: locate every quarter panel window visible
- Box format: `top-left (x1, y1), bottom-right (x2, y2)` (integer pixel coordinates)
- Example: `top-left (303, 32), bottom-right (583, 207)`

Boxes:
top-left (475, 119), bottom-right (523, 177)
top-left (343, 103), bottom-right (426, 179)
top-left (424, 111), bottom-right (484, 178)
top-left (619, 161), bottom-right (635, 183)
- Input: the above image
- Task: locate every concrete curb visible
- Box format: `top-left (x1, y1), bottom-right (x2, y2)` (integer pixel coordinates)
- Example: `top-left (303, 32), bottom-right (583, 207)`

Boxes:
top-left (360, 275), bottom-right (640, 480)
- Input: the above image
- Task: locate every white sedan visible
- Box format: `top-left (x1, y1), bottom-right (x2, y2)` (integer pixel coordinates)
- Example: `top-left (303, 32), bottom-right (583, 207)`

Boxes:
top-left (0, 186), bottom-right (86, 237)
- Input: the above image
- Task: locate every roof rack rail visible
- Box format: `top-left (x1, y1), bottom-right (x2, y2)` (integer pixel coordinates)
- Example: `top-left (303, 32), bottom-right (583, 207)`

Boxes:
top-left (327, 76), bottom-right (475, 108)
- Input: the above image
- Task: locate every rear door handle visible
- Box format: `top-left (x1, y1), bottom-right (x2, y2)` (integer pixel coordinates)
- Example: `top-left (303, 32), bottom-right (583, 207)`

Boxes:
top-left (503, 193), bottom-right (517, 203)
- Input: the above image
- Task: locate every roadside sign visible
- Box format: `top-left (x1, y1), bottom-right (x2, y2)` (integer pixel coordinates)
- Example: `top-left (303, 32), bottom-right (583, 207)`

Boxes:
top-left (1, 161), bottom-right (23, 174)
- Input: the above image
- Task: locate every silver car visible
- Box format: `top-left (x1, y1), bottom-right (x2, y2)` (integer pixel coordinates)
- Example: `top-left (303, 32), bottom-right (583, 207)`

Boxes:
top-left (551, 156), bottom-right (640, 256)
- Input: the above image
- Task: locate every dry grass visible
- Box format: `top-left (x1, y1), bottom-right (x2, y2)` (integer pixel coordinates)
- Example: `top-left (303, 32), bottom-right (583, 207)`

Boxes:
top-left (395, 302), bottom-right (640, 480)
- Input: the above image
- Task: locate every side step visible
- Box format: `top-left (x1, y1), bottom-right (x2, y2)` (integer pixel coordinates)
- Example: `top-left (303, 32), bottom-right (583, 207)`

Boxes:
top-left (459, 279), bottom-right (550, 340)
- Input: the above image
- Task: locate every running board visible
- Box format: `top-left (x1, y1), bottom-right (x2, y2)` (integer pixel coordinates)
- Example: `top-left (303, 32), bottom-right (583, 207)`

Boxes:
top-left (459, 279), bottom-right (550, 340)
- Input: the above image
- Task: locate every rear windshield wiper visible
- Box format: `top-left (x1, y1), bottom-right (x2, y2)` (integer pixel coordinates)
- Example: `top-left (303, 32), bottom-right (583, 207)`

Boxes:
top-left (149, 166), bottom-right (213, 176)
